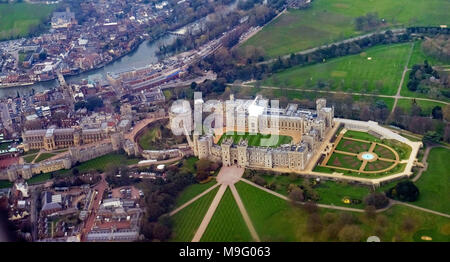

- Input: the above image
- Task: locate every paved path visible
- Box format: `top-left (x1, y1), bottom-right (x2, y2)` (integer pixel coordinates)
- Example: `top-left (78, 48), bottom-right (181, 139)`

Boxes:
top-left (391, 42), bottom-right (415, 114)
top-left (240, 178), bottom-right (365, 213)
top-left (392, 200), bottom-right (450, 218)
top-left (169, 182), bottom-right (220, 216)
top-left (192, 184), bottom-right (228, 242)
top-left (411, 146), bottom-right (433, 182)
top-left (229, 184), bottom-right (261, 242)
top-left (229, 83), bottom-right (449, 106)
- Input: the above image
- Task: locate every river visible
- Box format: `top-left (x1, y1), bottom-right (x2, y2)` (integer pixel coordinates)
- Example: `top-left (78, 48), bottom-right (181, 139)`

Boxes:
top-left (0, 0), bottom-right (238, 98)
top-left (0, 34), bottom-right (177, 98)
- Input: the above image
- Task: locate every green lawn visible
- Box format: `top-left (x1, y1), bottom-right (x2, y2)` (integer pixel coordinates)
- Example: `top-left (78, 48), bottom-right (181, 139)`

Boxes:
top-left (175, 180), bottom-right (217, 207)
top-left (414, 147), bottom-right (450, 214)
top-left (170, 186), bottom-right (219, 242)
top-left (237, 181), bottom-right (449, 241)
top-left (26, 172), bottom-right (52, 185)
top-left (335, 138), bottom-right (370, 153)
top-left (396, 99), bottom-right (448, 116)
top-left (218, 132), bottom-right (292, 147)
top-left (73, 153), bottom-right (141, 173)
top-left (258, 173), bottom-right (303, 196)
top-left (0, 180), bottom-right (12, 189)
top-left (242, 0), bottom-right (450, 58)
top-left (408, 41), bottom-right (446, 68)
top-left (138, 126), bottom-right (160, 150)
top-left (315, 181), bottom-right (370, 209)
top-left (201, 187), bottom-right (252, 242)
top-left (344, 130), bottom-right (381, 142)
top-left (0, 142), bottom-right (11, 150)
top-left (34, 152), bottom-right (56, 163)
top-left (0, 2), bottom-right (57, 40)
top-left (23, 154), bottom-right (37, 163)
top-left (262, 43), bottom-right (411, 95)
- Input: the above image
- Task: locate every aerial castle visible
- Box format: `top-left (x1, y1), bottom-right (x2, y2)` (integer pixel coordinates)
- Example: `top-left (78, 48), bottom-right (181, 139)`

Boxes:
top-left (171, 95), bottom-right (334, 171)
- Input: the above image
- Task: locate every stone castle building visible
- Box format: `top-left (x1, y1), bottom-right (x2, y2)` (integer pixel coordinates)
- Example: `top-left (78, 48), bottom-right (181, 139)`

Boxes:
top-left (185, 96), bottom-right (334, 171)
top-left (22, 127), bottom-right (109, 152)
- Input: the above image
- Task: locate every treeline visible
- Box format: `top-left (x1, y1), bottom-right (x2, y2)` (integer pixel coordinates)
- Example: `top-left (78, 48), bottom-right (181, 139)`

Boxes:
top-left (140, 162), bottom-right (197, 241)
top-left (157, 4), bottom-right (276, 55)
top-left (196, 30), bottom-right (410, 83)
top-left (407, 60), bottom-right (440, 92)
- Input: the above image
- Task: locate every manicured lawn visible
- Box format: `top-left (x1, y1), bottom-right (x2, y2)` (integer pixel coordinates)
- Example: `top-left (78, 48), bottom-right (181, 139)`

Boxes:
top-left (138, 126), bottom-right (160, 150)
top-left (242, 0), bottom-right (450, 58)
top-left (201, 188), bottom-right (252, 242)
top-left (34, 153), bottom-right (56, 163)
top-left (373, 144), bottom-right (396, 160)
top-left (179, 157), bottom-right (198, 174)
top-left (335, 138), bottom-right (370, 154)
top-left (258, 173), bottom-right (303, 196)
top-left (326, 152), bottom-right (362, 170)
top-left (235, 181), bottom-right (293, 241)
top-left (263, 43), bottom-right (411, 96)
top-left (414, 147), bottom-right (450, 214)
top-left (396, 99), bottom-right (449, 116)
top-left (218, 132), bottom-right (292, 147)
top-left (175, 180), bottom-right (217, 207)
top-left (23, 154), bottom-right (37, 163)
top-left (170, 186), bottom-right (219, 242)
top-left (0, 180), bottom-right (12, 189)
top-left (314, 181), bottom-right (370, 209)
top-left (408, 41), bottom-right (446, 68)
top-left (0, 3), bottom-right (57, 40)
top-left (365, 159), bottom-right (395, 172)
top-left (27, 172), bottom-right (52, 185)
top-left (344, 130), bottom-right (381, 142)
top-left (74, 153), bottom-right (141, 173)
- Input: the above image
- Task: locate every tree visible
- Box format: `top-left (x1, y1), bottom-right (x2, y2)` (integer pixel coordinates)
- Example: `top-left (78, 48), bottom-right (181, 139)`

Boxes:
top-left (364, 192), bottom-right (389, 209)
top-left (364, 205), bottom-right (377, 220)
top-left (72, 168), bottom-right (80, 177)
top-left (306, 213), bottom-right (323, 234)
top-left (152, 223), bottom-right (171, 241)
top-left (423, 131), bottom-right (441, 145)
top-left (431, 106), bottom-right (443, 119)
top-left (386, 181), bottom-right (420, 202)
top-left (288, 187), bottom-right (304, 202)
top-left (303, 201), bottom-right (319, 214)
top-left (338, 225), bottom-right (364, 242)
top-left (401, 217), bottom-right (416, 232)
top-left (443, 105), bottom-right (450, 122)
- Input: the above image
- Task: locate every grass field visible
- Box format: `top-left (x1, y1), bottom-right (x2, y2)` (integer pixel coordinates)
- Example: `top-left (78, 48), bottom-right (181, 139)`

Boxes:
top-left (314, 181), bottom-right (370, 209)
top-left (175, 180), bottom-right (217, 207)
top-left (396, 99), bottom-right (448, 116)
top-left (262, 43), bottom-right (411, 95)
top-left (414, 147), bottom-right (450, 214)
top-left (218, 132), bottom-right (292, 147)
top-left (171, 186), bottom-right (219, 242)
top-left (335, 138), bottom-right (370, 153)
top-left (0, 3), bottom-right (57, 40)
top-left (344, 130), bottom-right (380, 142)
top-left (242, 0), bottom-right (450, 58)
top-left (237, 181), bottom-right (449, 241)
top-left (408, 41), bottom-right (446, 68)
top-left (34, 152), bottom-right (56, 163)
top-left (23, 154), bottom-right (37, 163)
top-left (258, 173), bottom-right (303, 196)
top-left (27, 172), bottom-right (52, 185)
top-left (0, 180), bottom-right (12, 189)
top-left (73, 153), bottom-right (141, 173)
top-left (201, 188), bottom-right (252, 242)
top-left (138, 126), bottom-right (160, 150)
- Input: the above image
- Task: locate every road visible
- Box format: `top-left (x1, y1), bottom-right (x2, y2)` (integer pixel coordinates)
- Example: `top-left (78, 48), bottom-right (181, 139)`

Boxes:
top-left (80, 173), bottom-right (108, 241)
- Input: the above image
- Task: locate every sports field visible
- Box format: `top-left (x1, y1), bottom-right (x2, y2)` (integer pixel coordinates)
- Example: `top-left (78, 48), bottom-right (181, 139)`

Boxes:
top-left (217, 132), bottom-right (292, 147)
top-left (262, 43), bottom-right (411, 95)
top-left (0, 3), bottom-right (56, 40)
top-left (242, 0), bottom-right (450, 58)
